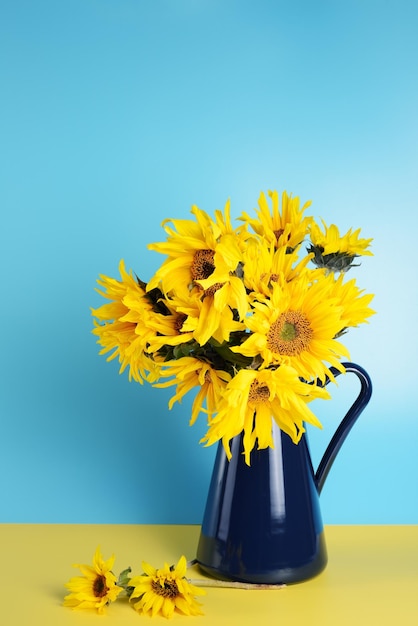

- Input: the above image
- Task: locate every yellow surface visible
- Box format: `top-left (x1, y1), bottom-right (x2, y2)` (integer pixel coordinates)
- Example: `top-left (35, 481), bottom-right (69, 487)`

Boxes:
top-left (0, 524), bottom-right (417, 625)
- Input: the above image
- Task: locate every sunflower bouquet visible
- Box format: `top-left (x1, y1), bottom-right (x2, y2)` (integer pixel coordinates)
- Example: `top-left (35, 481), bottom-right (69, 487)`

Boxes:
top-left (92, 189), bottom-right (374, 464)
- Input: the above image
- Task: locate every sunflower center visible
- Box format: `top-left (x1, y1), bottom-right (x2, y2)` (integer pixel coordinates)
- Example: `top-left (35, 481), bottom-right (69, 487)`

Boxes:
top-left (191, 249), bottom-right (215, 281)
top-left (191, 249), bottom-right (223, 296)
top-left (248, 380), bottom-right (270, 404)
top-left (280, 321), bottom-right (297, 341)
top-left (93, 574), bottom-right (109, 598)
top-left (174, 313), bottom-right (187, 333)
top-left (151, 578), bottom-right (179, 599)
top-left (274, 228), bottom-right (292, 242)
top-left (267, 310), bottom-right (313, 356)
top-left (203, 281), bottom-right (224, 297)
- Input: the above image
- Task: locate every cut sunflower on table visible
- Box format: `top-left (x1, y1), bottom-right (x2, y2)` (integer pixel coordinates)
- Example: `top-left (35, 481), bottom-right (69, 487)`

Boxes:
top-left (128, 556), bottom-right (205, 619)
top-left (63, 547), bottom-right (123, 614)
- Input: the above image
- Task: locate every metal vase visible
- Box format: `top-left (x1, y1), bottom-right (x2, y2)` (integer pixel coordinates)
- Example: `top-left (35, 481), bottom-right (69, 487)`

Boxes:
top-left (196, 362), bottom-right (372, 584)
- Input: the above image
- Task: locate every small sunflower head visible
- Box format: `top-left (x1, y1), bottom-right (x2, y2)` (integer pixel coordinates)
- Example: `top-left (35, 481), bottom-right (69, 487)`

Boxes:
top-left (308, 219), bottom-right (373, 273)
top-left (63, 547), bottom-right (123, 614)
top-left (129, 556), bottom-right (205, 618)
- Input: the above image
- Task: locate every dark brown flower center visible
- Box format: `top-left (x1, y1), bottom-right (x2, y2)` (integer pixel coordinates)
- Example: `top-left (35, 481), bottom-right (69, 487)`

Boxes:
top-left (267, 310), bottom-right (313, 356)
top-left (203, 282), bottom-right (224, 297)
top-left (93, 574), bottom-right (109, 598)
top-left (273, 228), bottom-right (284, 241)
top-left (174, 313), bottom-right (187, 333)
top-left (248, 380), bottom-right (270, 404)
top-left (274, 228), bottom-right (291, 245)
top-left (191, 249), bottom-right (215, 281)
top-left (151, 578), bottom-right (179, 598)
top-left (191, 249), bottom-right (223, 296)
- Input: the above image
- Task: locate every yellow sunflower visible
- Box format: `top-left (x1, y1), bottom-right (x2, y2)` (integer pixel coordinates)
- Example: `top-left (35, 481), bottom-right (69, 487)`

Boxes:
top-left (147, 202), bottom-right (249, 329)
top-left (147, 286), bottom-right (245, 351)
top-left (63, 547), bottom-right (123, 614)
top-left (154, 356), bottom-right (231, 425)
top-left (201, 366), bottom-right (330, 464)
top-left (124, 286), bottom-right (193, 355)
top-left (310, 219), bottom-right (373, 256)
top-left (232, 272), bottom-right (350, 383)
top-left (309, 219), bottom-right (373, 272)
top-left (129, 555), bottom-right (205, 618)
top-left (239, 189), bottom-right (313, 250)
top-left (330, 273), bottom-right (375, 329)
top-left (242, 235), bottom-right (314, 297)
top-left (147, 201), bottom-right (246, 293)
top-left (193, 233), bottom-right (249, 320)
top-left (91, 260), bottom-right (160, 383)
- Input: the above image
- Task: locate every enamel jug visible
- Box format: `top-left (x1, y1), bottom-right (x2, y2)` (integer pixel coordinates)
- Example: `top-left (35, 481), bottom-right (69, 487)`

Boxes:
top-left (196, 362), bottom-right (372, 584)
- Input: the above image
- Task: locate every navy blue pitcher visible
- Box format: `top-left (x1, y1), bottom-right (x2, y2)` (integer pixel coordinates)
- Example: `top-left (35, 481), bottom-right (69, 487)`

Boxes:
top-left (196, 362), bottom-right (372, 584)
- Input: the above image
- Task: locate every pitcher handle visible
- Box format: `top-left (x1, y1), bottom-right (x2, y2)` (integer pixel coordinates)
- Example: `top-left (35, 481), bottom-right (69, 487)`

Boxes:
top-left (315, 362), bottom-right (372, 495)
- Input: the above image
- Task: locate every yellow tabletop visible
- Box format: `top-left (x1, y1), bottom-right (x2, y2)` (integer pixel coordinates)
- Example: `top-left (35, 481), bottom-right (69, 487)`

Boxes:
top-left (0, 524), bottom-right (417, 625)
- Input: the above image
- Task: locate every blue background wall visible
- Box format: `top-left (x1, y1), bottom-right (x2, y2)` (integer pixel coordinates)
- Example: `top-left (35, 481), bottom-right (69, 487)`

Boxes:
top-left (1, 0), bottom-right (417, 524)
